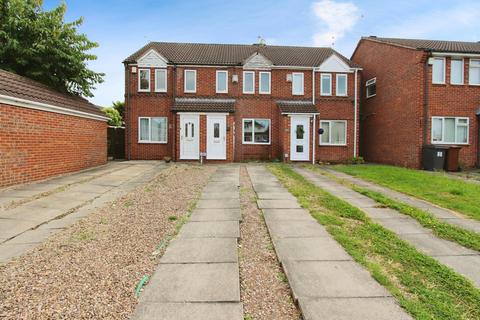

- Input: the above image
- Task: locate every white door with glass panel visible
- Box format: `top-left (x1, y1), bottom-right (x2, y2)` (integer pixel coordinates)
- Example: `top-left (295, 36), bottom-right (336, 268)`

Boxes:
top-left (180, 114), bottom-right (199, 159)
top-left (207, 115), bottom-right (227, 160)
top-left (290, 116), bottom-right (310, 161)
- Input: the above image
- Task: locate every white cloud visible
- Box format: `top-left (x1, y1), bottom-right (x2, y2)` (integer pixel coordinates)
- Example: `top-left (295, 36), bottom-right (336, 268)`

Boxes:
top-left (312, 0), bottom-right (360, 46)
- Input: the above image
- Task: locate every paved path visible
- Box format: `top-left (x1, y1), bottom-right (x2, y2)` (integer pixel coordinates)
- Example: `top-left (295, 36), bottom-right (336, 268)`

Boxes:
top-left (296, 167), bottom-right (480, 287)
top-left (324, 168), bottom-right (480, 233)
top-left (247, 165), bottom-right (411, 320)
top-left (132, 165), bottom-right (243, 320)
top-left (0, 161), bottom-right (165, 263)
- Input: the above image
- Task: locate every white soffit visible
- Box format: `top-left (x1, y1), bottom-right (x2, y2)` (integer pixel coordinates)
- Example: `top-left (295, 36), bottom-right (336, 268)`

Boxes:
top-left (318, 54), bottom-right (352, 72)
top-left (137, 49), bottom-right (168, 68)
top-left (243, 52), bottom-right (273, 69)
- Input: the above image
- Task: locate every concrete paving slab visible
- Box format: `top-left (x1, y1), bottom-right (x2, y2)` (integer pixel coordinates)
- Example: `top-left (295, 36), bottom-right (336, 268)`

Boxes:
top-left (178, 221), bottom-right (240, 238)
top-left (24, 197), bottom-right (86, 211)
top-left (190, 209), bottom-right (241, 221)
top-left (435, 255), bottom-right (480, 287)
top-left (5, 228), bottom-right (56, 244)
top-left (299, 297), bottom-right (412, 320)
top-left (48, 191), bottom-right (99, 202)
top-left (253, 185), bottom-right (287, 193)
top-left (0, 219), bottom-right (37, 240)
top-left (375, 218), bottom-right (430, 235)
top-left (364, 208), bottom-right (409, 219)
top-left (256, 192), bottom-right (296, 200)
top-left (266, 220), bottom-right (330, 238)
top-left (203, 184), bottom-right (239, 193)
top-left (161, 238), bottom-right (238, 263)
top-left (141, 263), bottom-right (240, 302)
top-left (200, 192), bottom-right (239, 200)
top-left (283, 260), bottom-right (391, 300)
top-left (67, 184), bottom-right (112, 194)
top-left (2, 206), bottom-right (65, 222)
top-left (257, 199), bottom-right (300, 209)
top-left (196, 199), bottom-right (240, 209)
top-left (274, 237), bottom-right (352, 262)
top-left (38, 213), bottom-right (83, 229)
top-left (263, 209), bottom-right (314, 222)
top-left (131, 302), bottom-right (243, 320)
top-left (0, 243), bottom-right (37, 263)
top-left (398, 233), bottom-right (476, 256)
top-left (344, 196), bottom-right (379, 208)
top-left (439, 218), bottom-right (480, 233)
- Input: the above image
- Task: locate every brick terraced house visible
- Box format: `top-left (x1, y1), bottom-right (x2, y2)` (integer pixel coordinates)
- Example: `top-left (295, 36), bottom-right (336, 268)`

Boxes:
top-left (0, 69), bottom-right (108, 188)
top-left (123, 42), bottom-right (361, 163)
top-left (352, 37), bottom-right (480, 168)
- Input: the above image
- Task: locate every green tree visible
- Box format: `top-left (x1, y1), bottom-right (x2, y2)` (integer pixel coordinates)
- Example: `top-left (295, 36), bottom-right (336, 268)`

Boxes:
top-left (0, 0), bottom-right (104, 97)
top-left (112, 101), bottom-right (125, 119)
top-left (102, 107), bottom-right (122, 127)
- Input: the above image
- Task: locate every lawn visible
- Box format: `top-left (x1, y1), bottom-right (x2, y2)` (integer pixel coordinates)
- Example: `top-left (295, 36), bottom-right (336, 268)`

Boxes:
top-left (268, 164), bottom-right (480, 320)
top-left (332, 164), bottom-right (480, 221)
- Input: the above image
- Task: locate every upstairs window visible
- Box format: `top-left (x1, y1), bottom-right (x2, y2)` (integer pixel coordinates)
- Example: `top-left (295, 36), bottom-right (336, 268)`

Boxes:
top-left (139, 117), bottom-right (168, 143)
top-left (216, 70), bottom-right (228, 93)
top-left (432, 117), bottom-right (469, 144)
top-left (259, 72), bottom-right (271, 94)
top-left (243, 119), bottom-right (270, 144)
top-left (155, 69), bottom-right (167, 92)
top-left (469, 59), bottom-right (480, 85)
top-left (138, 69), bottom-right (150, 92)
top-left (432, 57), bottom-right (445, 84)
top-left (184, 70), bottom-right (197, 93)
top-left (292, 72), bottom-right (304, 95)
top-left (450, 59), bottom-right (464, 85)
top-left (366, 78), bottom-right (376, 98)
top-left (320, 74), bottom-right (332, 96)
top-left (243, 71), bottom-right (255, 94)
top-left (336, 74), bottom-right (348, 96)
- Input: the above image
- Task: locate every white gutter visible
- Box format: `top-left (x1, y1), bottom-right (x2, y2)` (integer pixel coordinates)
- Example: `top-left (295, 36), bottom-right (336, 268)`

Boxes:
top-left (0, 94), bottom-right (109, 121)
top-left (431, 52), bottom-right (480, 58)
top-left (353, 69), bottom-right (358, 157)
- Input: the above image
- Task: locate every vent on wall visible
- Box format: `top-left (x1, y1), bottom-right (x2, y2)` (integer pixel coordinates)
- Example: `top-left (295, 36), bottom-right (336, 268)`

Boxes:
top-left (131, 66), bottom-right (137, 73)
top-left (286, 74), bottom-right (292, 82)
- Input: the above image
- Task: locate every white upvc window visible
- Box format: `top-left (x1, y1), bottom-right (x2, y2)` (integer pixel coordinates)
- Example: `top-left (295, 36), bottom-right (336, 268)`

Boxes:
top-left (292, 72), bottom-right (304, 95)
top-left (154, 69), bottom-right (167, 92)
top-left (450, 59), bottom-right (464, 85)
top-left (366, 77), bottom-right (376, 98)
top-left (242, 118), bottom-right (271, 144)
top-left (216, 70), bottom-right (228, 93)
top-left (184, 70), bottom-right (197, 93)
top-left (138, 117), bottom-right (168, 143)
top-left (243, 71), bottom-right (255, 94)
top-left (431, 117), bottom-right (469, 144)
top-left (320, 120), bottom-right (347, 146)
top-left (469, 59), bottom-right (480, 85)
top-left (320, 73), bottom-right (332, 96)
top-left (138, 69), bottom-right (150, 92)
top-left (336, 74), bottom-right (348, 96)
top-left (259, 71), bottom-right (271, 94)
top-left (432, 57), bottom-right (446, 84)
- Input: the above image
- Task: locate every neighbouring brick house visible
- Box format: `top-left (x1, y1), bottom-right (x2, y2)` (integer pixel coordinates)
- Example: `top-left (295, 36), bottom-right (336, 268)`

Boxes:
top-left (0, 69), bottom-right (108, 188)
top-left (352, 37), bottom-right (480, 168)
top-left (123, 42), bottom-right (361, 163)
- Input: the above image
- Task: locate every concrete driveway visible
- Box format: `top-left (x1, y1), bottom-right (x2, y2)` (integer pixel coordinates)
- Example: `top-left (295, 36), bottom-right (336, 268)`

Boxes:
top-left (0, 161), bottom-right (165, 263)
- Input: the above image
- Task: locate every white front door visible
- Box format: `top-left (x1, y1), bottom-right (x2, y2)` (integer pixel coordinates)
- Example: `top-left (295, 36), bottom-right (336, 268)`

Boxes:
top-left (180, 114), bottom-right (200, 160)
top-left (207, 115), bottom-right (227, 160)
top-left (290, 116), bottom-right (310, 161)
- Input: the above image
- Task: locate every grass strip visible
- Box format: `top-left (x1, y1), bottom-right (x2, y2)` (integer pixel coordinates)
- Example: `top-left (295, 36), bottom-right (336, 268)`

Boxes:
top-left (268, 164), bottom-right (480, 320)
top-left (332, 164), bottom-right (480, 221)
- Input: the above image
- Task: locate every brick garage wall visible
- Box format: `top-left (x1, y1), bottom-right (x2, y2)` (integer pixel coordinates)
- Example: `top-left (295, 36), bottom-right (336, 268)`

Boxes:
top-left (352, 40), bottom-right (425, 168)
top-left (0, 103), bottom-right (107, 188)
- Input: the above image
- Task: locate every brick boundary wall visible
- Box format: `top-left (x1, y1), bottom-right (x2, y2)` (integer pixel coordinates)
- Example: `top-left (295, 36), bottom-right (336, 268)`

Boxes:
top-left (0, 103), bottom-right (107, 188)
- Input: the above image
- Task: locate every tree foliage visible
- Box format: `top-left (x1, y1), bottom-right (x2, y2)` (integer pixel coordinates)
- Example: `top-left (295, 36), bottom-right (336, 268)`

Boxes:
top-left (112, 100), bottom-right (125, 119)
top-left (0, 0), bottom-right (104, 97)
top-left (102, 107), bottom-right (122, 127)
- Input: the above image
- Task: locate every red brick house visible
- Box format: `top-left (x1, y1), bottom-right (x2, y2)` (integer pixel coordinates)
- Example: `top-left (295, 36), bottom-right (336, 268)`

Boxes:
top-left (123, 42), bottom-right (361, 163)
top-left (0, 69), bottom-right (108, 188)
top-left (352, 37), bottom-right (480, 168)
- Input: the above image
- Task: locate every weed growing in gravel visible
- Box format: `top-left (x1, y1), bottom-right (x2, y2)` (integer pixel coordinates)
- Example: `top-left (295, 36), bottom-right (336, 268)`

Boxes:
top-left (73, 229), bottom-right (96, 242)
top-left (124, 200), bottom-right (133, 207)
top-left (168, 216), bottom-right (177, 221)
top-left (98, 218), bottom-right (108, 225)
top-left (276, 272), bottom-right (288, 283)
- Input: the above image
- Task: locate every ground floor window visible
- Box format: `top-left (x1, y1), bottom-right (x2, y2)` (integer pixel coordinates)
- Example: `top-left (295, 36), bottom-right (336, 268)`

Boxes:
top-left (243, 119), bottom-right (271, 144)
top-left (320, 120), bottom-right (347, 145)
top-left (138, 117), bottom-right (168, 143)
top-left (432, 117), bottom-right (469, 144)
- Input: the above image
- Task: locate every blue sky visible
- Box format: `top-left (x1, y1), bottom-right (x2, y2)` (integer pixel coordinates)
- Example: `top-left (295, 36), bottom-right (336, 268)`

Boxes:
top-left (43, 0), bottom-right (480, 106)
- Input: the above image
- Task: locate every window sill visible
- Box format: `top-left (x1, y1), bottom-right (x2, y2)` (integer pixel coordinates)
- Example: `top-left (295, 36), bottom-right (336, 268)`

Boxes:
top-left (154, 90), bottom-right (167, 93)
top-left (243, 92), bottom-right (255, 95)
top-left (431, 142), bottom-right (470, 146)
top-left (319, 144), bottom-right (347, 147)
top-left (138, 90), bottom-right (151, 93)
top-left (138, 141), bottom-right (168, 144)
top-left (366, 95), bottom-right (376, 99)
top-left (259, 92), bottom-right (271, 95)
top-left (242, 142), bottom-right (271, 145)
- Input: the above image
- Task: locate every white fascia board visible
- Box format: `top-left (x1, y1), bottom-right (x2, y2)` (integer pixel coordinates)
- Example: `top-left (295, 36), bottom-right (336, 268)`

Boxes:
top-left (432, 52), bottom-right (480, 58)
top-left (0, 94), bottom-right (109, 122)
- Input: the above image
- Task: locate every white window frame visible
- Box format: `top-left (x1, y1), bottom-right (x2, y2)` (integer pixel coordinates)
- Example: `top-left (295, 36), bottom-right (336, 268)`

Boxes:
top-left (319, 120), bottom-right (347, 146)
top-left (243, 71), bottom-right (255, 94)
top-left (320, 73), bottom-right (332, 96)
top-left (366, 77), bottom-right (376, 98)
top-left (154, 69), bottom-right (167, 92)
top-left (292, 72), bottom-right (304, 95)
top-left (138, 69), bottom-right (151, 92)
top-left (216, 70), bottom-right (228, 93)
top-left (336, 74), bottom-right (348, 96)
top-left (184, 69), bottom-right (197, 93)
top-left (432, 57), bottom-right (446, 84)
top-left (450, 59), bottom-right (464, 85)
top-left (138, 117), bottom-right (168, 144)
top-left (469, 59), bottom-right (480, 86)
top-left (242, 118), bottom-right (271, 145)
top-left (259, 71), bottom-right (271, 94)
top-left (431, 116), bottom-right (469, 145)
